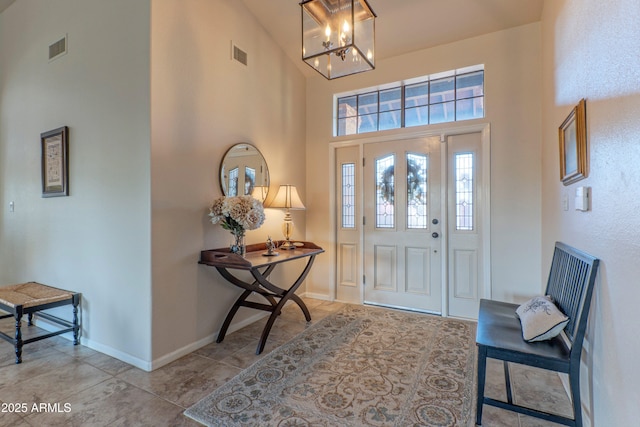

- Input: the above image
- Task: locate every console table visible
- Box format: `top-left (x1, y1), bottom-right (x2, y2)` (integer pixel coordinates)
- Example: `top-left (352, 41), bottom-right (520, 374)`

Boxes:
top-left (199, 241), bottom-right (324, 354)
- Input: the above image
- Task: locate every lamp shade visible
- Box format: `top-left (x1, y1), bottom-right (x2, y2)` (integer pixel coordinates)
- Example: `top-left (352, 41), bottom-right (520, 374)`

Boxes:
top-left (251, 185), bottom-right (269, 203)
top-left (268, 185), bottom-right (306, 210)
top-left (301, 0), bottom-right (376, 79)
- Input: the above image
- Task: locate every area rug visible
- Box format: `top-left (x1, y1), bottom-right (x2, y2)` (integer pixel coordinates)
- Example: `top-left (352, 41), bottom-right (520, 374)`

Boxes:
top-left (185, 304), bottom-right (477, 426)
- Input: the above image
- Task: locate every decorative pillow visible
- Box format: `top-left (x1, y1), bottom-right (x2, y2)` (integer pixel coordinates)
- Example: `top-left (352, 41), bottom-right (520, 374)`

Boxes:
top-left (515, 295), bottom-right (569, 342)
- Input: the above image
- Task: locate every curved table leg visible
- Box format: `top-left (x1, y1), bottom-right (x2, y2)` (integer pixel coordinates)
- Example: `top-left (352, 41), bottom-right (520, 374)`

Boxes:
top-left (256, 297), bottom-right (290, 355)
top-left (216, 289), bottom-right (252, 343)
top-left (289, 294), bottom-right (311, 322)
top-left (252, 254), bottom-right (318, 354)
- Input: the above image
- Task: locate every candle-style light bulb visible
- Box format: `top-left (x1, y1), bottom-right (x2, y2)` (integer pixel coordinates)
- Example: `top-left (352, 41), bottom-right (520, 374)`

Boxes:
top-left (325, 24), bottom-right (331, 40)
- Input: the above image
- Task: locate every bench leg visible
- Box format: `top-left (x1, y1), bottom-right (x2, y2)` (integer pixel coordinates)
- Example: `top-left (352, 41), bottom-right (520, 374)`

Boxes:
top-left (476, 345), bottom-right (487, 425)
top-left (72, 294), bottom-right (80, 345)
top-left (569, 363), bottom-right (583, 427)
top-left (14, 309), bottom-right (23, 364)
top-left (504, 361), bottom-right (514, 404)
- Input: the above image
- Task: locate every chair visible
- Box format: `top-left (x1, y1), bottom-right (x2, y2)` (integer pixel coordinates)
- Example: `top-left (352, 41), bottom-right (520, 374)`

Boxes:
top-left (475, 242), bottom-right (599, 426)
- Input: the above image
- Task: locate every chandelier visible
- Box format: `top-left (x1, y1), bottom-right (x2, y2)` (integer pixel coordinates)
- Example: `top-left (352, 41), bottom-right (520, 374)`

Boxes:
top-left (300, 0), bottom-right (376, 79)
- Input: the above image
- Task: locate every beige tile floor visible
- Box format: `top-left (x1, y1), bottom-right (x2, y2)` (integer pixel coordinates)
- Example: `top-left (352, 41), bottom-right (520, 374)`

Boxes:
top-left (0, 298), bottom-right (572, 427)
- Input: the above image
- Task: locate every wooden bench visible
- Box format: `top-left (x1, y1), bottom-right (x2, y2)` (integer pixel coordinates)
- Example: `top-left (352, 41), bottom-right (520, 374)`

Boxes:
top-left (0, 282), bottom-right (81, 364)
top-left (475, 242), bottom-right (599, 427)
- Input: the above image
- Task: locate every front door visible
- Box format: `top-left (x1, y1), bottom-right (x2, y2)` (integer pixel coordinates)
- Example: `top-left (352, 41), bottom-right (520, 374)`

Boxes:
top-left (363, 137), bottom-right (442, 313)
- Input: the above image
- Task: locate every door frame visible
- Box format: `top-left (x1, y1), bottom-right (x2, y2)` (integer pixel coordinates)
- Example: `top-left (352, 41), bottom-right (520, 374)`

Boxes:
top-left (329, 123), bottom-right (492, 317)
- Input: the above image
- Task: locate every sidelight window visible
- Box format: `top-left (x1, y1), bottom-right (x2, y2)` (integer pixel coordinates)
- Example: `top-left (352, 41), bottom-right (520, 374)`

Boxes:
top-left (341, 163), bottom-right (356, 228)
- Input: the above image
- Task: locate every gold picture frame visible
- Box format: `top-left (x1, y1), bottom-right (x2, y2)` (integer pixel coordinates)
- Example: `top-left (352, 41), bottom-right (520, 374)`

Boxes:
top-left (559, 99), bottom-right (587, 186)
top-left (41, 126), bottom-right (69, 197)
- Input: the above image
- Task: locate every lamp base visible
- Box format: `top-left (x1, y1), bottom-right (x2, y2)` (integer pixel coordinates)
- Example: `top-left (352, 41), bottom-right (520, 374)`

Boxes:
top-left (279, 240), bottom-right (297, 250)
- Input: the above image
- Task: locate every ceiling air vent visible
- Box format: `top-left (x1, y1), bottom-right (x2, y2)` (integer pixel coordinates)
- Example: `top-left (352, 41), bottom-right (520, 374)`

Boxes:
top-left (49, 35), bottom-right (67, 61)
top-left (231, 42), bottom-right (248, 66)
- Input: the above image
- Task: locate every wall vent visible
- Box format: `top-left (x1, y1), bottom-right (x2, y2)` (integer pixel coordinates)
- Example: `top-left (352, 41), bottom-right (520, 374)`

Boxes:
top-left (49, 35), bottom-right (67, 61)
top-left (231, 42), bottom-right (248, 66)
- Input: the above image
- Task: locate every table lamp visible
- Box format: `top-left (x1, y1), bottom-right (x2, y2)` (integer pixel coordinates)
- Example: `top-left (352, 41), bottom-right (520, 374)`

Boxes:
top-left (267, 185), bottom-right (305, 249)
top-left (251, 185), bottom-right (269, 203)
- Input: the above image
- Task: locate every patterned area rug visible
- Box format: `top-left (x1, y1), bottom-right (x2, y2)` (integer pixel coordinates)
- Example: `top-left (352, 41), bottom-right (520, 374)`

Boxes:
top-left (185, 304), bottom-right (477, 426)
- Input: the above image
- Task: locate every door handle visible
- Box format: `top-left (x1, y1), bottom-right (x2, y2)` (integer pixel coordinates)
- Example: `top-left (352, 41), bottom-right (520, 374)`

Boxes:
top-left (432, 232), bottom-right (439, 238)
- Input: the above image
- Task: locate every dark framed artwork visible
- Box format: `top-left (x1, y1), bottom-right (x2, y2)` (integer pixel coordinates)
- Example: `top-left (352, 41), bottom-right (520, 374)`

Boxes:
top-left (41, 126), bottom-right (69, 197)
top-left (559, 99), bottom-right (587, 186)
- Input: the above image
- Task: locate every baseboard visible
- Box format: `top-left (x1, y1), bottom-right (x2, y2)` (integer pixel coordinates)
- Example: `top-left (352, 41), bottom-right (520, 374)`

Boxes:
top-left (34, 310), bottom-right (270, 372)
top-left (32, 294), bottom-right (325, 372)
top-left (32, 316), bottom-right (153, 371)
top-left (83, 337), bottom-right (153, 371)
top-left (154, 292), bottom-right (331, 369)
top-left (302, 292), bottom-right (332, 301)
top-left (149, 311), bottom-right (270, 371)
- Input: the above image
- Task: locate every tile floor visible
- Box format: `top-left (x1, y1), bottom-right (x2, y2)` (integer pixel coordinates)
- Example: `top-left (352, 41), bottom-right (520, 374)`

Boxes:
top-left (0, 298), bottom-right (573, 427)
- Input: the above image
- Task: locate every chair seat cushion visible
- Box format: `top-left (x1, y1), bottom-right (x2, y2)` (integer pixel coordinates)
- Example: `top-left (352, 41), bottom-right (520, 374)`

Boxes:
top-left (516, 295), bottom-right (569, 342)
top-left (476, 299), bottom-right (570, 362)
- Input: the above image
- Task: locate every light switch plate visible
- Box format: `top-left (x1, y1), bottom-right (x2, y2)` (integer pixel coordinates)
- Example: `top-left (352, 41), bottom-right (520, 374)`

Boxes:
top-left (575, 187), bottom-right (589, 211)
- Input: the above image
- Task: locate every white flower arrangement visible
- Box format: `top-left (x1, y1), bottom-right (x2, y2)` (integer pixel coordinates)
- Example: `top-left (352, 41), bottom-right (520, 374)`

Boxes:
top-left (209, 195), bottom-right (265, 237)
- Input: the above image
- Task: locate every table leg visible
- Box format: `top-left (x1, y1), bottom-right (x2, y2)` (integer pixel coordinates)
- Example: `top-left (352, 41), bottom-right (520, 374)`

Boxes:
top-left (257, 297), bottom-right (289, 355)
top-left (252, 254), bottom-right (318, 354)
top-left (289, 294), bottom-right (311, 322)
top-left (216, 289), bottom-right (252, 343)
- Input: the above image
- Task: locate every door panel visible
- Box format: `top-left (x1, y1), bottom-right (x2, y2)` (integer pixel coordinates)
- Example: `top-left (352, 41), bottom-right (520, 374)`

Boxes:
top-left (363, 137), bottom-right (442, 313)
top-left (373, 245), bottom-right (396, 291)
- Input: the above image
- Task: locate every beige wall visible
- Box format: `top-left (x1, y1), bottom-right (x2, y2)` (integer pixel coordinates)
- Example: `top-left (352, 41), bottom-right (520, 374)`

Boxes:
top-left (0, 0), bottom-right (307, 370)
top-left (541, 1), bottom-right (640, 424)
top-left (150, 0), bottom-right (307, 365)
top-left (0, 0), bottom-right (152, 364)
top-left (305, 23), bottom-right (543, 304)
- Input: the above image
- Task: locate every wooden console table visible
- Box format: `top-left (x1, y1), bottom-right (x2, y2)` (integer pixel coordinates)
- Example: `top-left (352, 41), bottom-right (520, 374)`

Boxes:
top-left (199, 241), bottom-right (324, 354)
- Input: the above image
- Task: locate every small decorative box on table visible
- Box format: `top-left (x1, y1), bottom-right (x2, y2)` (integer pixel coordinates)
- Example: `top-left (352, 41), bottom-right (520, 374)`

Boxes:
top-left (199, 241), bottom-right (324, 354)
top-left (0, 282), bottom-right (81, 363)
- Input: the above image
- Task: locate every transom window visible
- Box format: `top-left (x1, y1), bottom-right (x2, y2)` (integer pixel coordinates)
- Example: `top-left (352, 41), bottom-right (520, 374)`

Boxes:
top-left (336, 66), bottom-right (484, 137)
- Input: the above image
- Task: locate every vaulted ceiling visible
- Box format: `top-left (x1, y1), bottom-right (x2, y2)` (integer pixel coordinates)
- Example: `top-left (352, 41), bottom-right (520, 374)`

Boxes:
top-left (0, 0), bottom-right (14, 14)
top-left (241, 0), bottom-right (544, 76)
top-left (0, 0), bottom-right (544, 78)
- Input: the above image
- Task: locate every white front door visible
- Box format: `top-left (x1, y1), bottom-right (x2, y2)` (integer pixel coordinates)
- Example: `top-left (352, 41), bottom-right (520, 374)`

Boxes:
top-left (363, 137), bottom-right (443, 313)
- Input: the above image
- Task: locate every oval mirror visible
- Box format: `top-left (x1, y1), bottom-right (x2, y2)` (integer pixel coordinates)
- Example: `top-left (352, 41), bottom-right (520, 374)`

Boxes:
top-left (220, 143), bottom-right (270, 202)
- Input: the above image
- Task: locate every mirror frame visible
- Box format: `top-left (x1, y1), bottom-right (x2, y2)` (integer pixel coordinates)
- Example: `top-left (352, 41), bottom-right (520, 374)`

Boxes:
top-left (219, 143), bottom-right (270, 201)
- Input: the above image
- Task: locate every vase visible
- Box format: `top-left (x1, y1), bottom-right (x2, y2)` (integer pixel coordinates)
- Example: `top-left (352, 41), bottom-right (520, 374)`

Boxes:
top-left (230, 233), bottom-right (246, 256)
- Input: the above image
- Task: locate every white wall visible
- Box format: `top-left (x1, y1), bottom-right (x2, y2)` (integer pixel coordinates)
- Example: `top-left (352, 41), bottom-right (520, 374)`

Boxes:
top-left (0, 0), bottom-right (152, 364)
top-left (305, 23), bottom-right (543, 304)
top-left (541, 1), bottom-right (640, 424)
top-left (150, 0), bottom-right (307, 364)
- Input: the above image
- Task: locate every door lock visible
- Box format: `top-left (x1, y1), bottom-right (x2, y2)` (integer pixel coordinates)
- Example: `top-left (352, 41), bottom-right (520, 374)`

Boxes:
top-left (432, 232), bottom-right (439, 238)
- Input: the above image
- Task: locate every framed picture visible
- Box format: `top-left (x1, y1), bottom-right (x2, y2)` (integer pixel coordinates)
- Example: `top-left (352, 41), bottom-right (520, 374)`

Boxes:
top-left (559, 99), bottom-right (587, 186)
top-left (41, 126), bottom-right (69, 197)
